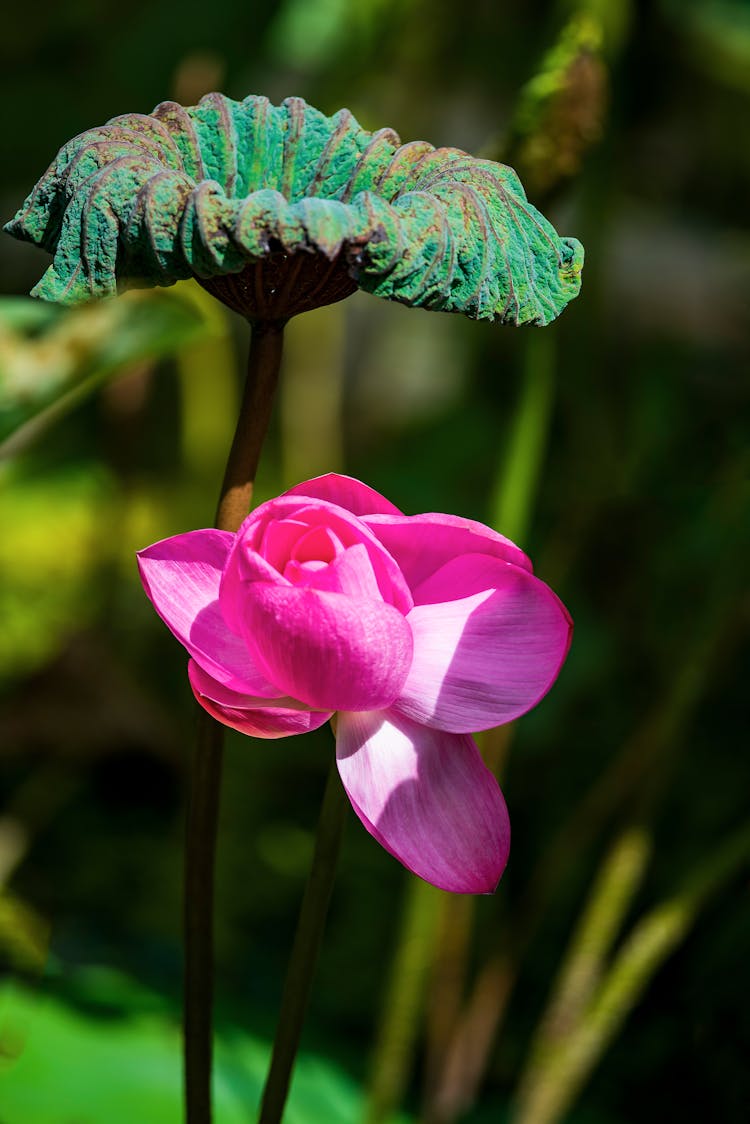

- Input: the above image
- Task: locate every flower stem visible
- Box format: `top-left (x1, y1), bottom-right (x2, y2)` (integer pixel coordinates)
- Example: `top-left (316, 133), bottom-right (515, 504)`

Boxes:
top-left (258, 754), bottom-right (349, 1124)
top-left (184, 318), bottom-right (285, 1124)
top-left (215, 320), bottom-right (285, 531)
top-left (184, 711), bottom-right (225, 1124)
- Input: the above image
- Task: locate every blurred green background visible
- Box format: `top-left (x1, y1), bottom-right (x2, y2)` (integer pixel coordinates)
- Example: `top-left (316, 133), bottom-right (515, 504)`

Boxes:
top-left (1, 1), bottom-right (748, 1121)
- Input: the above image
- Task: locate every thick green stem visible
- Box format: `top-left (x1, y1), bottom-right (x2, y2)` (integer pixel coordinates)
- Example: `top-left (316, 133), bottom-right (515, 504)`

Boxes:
top-left (258, 755), bottom-right (349, 1124)
top-left (184, 319), bottom-right (284, 1124)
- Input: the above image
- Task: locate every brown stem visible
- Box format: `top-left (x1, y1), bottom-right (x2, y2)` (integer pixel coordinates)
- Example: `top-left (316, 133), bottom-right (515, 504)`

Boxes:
top-left (184, 318), bottom-right (285, 1124)
top-left (258, 754), bottom-right (348, 1124)
top-left (184, 711), bottom-right (225, 1124)
top-left (215, 320), bottom-right (285, 530)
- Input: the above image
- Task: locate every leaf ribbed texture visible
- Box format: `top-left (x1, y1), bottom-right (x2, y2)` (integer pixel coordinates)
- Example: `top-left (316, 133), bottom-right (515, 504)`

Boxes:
top-left (6, 93), bottom-right (583, 325)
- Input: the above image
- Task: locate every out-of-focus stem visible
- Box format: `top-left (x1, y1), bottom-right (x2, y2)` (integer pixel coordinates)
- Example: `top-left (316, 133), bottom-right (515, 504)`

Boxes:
top-left (365, 879), bottom-right (442, 1124)
top-left (491, 329), bottom-right (556, 546)
top-left (425, 953), bottom-right (514, 1124)
top-left (184, 319), bottom-right (284, 1124)
top-left (512, 824), bottom-right (652, 1115)
top-left (509, 824), bottom-right (750, 1124)
top-left (422, 894), bottom-right (476, 1105)
top-left (258, 755), bottom-right (348, 1124)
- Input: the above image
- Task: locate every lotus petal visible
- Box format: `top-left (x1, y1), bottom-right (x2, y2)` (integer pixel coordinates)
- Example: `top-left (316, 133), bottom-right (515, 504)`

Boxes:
top-left (188, 660), bottom-right (331, 739)
top-left (393, 555), bottom-right (572, 732)
top-left (336, 709), bottom-right (510, 893)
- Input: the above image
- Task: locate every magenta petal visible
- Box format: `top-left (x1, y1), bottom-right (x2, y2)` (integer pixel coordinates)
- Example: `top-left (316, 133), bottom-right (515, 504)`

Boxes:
top-left (220, 496), bottom-right (413, 622)
top-left (219, 545), bottom-right (289, 635)
top-left (261, 519), bottom-right (310, 571)
top-left (187, 659), bottom-right (308, 710)
top-left (290, 525), bottom-right (342, 564)
top-left (241, 585), bottom-right (414, 711)
top-left (298, 544), bottom-right (382, 599)
top-left (283, 473), bottom-right (403, 516)
top-left (364, 512), bottom-right (533, 594)
top-left (137, 531), bottom-right (277, 696)
top-left (336, 710), bottom-right (510, 893)
top-left (188, 661), bottom-right (331, 739)
top-left (394, 556), bottom-right (572, 732)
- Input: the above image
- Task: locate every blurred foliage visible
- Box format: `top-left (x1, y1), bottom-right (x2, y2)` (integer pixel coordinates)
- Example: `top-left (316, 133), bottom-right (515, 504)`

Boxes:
top-left (268, 0), bottom-right (401, 71)
top-left (0, 892), bottom-right (48, 973)
top-left (0, 465), bottom-right (115, 680)
top-left (510, 821), bottom-right (750, 1124)
top-left (502, 12), bottom-right (607, 198)
top-left (666, 0), bottom-right (750, 94)
top-left (0, 288), bottom-right (213, 457)
top-left (0, 970), bottom-right (411, 1124)
top-left (1, 0), bottom-right (749, 1122)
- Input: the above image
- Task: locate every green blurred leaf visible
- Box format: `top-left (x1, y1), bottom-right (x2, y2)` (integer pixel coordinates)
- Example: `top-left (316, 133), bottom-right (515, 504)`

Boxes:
top-left (665, 0), bottom-right (750, 95)
top-left (503, 12), bottom-right (608, 198)
top-left (0, 972), bottom-right (413, 1124)
top-left (267, 0), bottom-right (401, 68)
top-left (0, 893), bottom-right (49, 973)
top-left (0, 286), bottom-right (211, 458)
top-left (0, 465), bottom-right (116, 682)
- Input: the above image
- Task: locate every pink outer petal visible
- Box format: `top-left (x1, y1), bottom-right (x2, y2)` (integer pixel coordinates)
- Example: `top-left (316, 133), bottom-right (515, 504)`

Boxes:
top-left (282, 473), bottom-right (403, 516)
top-left (187, 659), bottom-right (311, 710)
top-left (336, 710), bottom-right (510, 893)
top-left (393, 555), bottom-right (572, 733)
top-left (137, 531), bottom-right (279, 696)
top-left (241, 584), bottom-right (414, 712)
top-left (188, 661), bottom-right (332, 739)
top-left (363, 512), bottom-right (533, 595)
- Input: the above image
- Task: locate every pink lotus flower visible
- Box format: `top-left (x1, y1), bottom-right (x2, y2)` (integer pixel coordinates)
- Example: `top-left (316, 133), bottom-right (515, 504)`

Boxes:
top-left (137, 474), bottom-right (571, 893)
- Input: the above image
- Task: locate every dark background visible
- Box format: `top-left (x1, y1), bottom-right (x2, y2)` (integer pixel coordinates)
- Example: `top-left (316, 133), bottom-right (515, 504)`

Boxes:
top-left (1, 1), bottom-right (748, 1121)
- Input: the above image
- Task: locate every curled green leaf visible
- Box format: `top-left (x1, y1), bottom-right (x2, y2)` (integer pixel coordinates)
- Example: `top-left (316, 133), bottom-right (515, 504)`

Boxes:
top-left (6, 94), bottom-right (583, 325)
